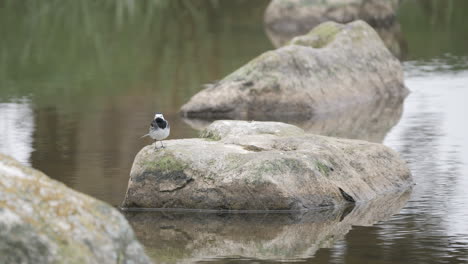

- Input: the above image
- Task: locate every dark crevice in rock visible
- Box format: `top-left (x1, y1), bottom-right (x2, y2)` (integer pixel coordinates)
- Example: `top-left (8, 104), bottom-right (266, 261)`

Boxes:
top-left (159, 178), bottom-right (194, 192)
top-left (339, 188), bottom-right (356, 203)
top-left (243, 81), bottom-right (254, 87)
top-left (242, 145), bottom-right (266, 152)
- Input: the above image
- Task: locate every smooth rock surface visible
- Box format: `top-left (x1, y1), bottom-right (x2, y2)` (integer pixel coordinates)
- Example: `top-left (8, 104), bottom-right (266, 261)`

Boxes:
top-left (122, 121), bottom-right (412, 210)
top-left (264, 0), bottom-right (406, 58)
top-left (0, 154), bottom-right (151, 264)
top-left (180, 20), bottom-right (407, 120)
top-left (125, 189), bottom-right (410, 263)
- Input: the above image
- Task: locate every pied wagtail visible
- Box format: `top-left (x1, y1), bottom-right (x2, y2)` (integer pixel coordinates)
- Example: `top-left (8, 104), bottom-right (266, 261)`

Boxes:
top-left (141, 112), bottom-right (170, 149)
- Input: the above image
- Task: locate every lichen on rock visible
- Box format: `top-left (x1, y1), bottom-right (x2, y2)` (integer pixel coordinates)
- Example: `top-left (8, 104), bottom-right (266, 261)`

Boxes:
top-left (291, 21), bottom-right (344, 48)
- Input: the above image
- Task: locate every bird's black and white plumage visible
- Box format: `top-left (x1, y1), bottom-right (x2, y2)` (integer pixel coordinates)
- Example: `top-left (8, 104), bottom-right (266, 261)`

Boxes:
top-left (142, 112), bottom-right (170, 149)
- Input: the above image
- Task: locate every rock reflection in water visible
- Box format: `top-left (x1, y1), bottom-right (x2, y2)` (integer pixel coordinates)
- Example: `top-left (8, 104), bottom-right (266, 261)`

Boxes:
top-left (124, 190), bottom-right (410, 263)
top-left (264, 0), bottom-right (407, 59)
top-left (182, 96), bottom-right (404, 143)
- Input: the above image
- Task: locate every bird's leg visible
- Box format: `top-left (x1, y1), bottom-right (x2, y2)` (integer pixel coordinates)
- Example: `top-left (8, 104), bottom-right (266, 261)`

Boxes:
top-left (154, 140), bottom-right (159, 150)
top-left (160, 141), bottom-right (165, 149)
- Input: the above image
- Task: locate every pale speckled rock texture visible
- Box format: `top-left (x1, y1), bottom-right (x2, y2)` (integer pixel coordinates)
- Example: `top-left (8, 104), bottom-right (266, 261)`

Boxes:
top-left (124, 189), bottom-right (410, 263)
top-left (0, 154), bottom-right (151, 264)
top-left (264, 0), bottom-right (406, 58)
top-left (122, 120), bottom-right (413, 210)
top-left (180, 20), bottom-right (407, 120)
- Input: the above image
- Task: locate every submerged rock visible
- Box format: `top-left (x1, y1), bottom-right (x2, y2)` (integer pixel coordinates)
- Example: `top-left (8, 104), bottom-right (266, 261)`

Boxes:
top-left (122, 120), bottom-right (412, 210)
top-left (264, 0), bottom-right (406, 58)
top-left (0, 154), bottom-right (151, 264)
top-left (125, 189), bottom-right (410, 263)
top-left (180, 20), bottom-right (407, 120)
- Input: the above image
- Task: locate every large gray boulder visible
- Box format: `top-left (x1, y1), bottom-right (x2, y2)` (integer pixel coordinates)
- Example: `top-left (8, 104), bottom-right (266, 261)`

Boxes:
top-left (122, 120), bottom-right (412, 210)
top-left (180, 20), bottom-right (407, 120)
top-left (0, 154), bottom-right (151, 264)
top-left (264, 0), bottom-right (405, 58)
top-left (125, 189), bottom-right (410, 263)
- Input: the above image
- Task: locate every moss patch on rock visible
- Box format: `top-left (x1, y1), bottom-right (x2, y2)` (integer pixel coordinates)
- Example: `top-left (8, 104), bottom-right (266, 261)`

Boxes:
top-left (292, 21), bottom-right (343, 48)
top-left (142, 154), bottom-right (187, 172)
top-left (315, 161), bottom-right (331, 177)
top-left (199, 129), bottom-right (222, 141)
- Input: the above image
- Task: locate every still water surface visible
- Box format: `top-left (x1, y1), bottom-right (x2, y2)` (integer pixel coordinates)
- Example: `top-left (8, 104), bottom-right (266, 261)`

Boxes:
top-left (1, 0), bottom-right (468, 263)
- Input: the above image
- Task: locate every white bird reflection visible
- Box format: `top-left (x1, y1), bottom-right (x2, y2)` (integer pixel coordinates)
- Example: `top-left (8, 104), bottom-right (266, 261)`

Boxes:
top-left (0, 98), bottom-right (35, 166)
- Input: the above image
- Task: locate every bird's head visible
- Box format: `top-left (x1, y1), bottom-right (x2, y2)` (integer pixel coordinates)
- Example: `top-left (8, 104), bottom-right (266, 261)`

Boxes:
top-left (154, 112), bottom-right (165, 120)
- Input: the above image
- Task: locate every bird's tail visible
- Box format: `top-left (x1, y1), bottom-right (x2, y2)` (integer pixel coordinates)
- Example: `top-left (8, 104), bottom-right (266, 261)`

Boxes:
top-left (140, 134), bottom-right (150, 139)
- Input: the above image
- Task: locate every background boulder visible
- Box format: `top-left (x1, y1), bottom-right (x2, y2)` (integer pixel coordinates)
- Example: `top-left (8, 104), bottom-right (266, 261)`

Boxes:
top-left (180, 21), bottom-right (407, 120)
top-left (264, 0), bottom-right (406, 58)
